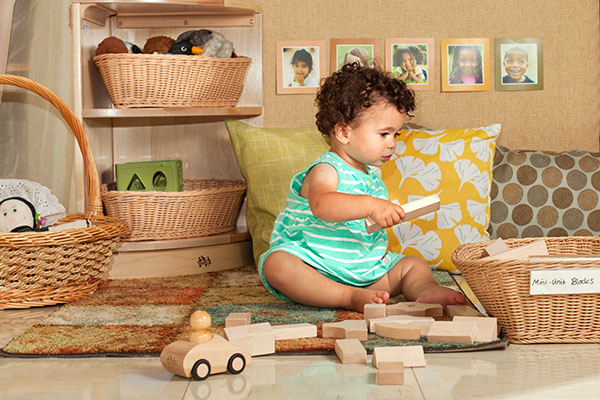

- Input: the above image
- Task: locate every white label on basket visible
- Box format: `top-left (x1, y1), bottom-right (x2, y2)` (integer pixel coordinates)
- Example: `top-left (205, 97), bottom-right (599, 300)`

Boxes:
top-left (530, 269), bottom-right (600, 295)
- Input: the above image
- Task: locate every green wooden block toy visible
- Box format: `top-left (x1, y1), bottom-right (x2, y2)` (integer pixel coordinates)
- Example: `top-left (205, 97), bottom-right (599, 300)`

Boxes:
top-left (115, 160), bottom-right (183, 192)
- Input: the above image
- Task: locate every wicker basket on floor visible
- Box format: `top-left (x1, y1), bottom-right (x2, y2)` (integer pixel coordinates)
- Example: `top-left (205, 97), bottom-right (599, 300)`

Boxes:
top-left (0, 74), bottom-right (128, 310)
top-left (101, 178), bottom-right (246, 241)
top-left (93, 53), bottom-right (252, 108)
top-left (452, 237), bottom-right (600, 344)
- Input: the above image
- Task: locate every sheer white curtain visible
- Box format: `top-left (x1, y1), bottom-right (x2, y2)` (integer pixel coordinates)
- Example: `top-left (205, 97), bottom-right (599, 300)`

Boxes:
top-left (0, 0), bottom-right (76, 212)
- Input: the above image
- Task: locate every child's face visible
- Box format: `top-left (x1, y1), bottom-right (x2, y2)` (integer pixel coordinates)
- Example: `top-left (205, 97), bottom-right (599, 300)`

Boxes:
top-left (293, 61), bottom-right (310, 81)
top-left (401, 52), bottom-right (416, 70)
top-left (457, 48), bottom-right (479, 77)
top-left (342, 102), bottom-right (406, 170)
top-left (503, 50), bottom-right (528, 81)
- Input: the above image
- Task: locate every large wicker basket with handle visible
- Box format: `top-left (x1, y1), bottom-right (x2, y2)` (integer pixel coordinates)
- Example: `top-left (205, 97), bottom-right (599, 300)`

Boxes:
top-left (0, 74), bottom-right (128, 310)
top-left (452, 237), bottom-right (600, 344)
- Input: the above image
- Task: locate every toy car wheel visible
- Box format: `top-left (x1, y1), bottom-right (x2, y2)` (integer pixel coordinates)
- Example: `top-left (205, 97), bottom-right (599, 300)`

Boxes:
top-left (227, 353), bottom-right (246, 374)
top-left (191, 359), bottom-right (211, 381)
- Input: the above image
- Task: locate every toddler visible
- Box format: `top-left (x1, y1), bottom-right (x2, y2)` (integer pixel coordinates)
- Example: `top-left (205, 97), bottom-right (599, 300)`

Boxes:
top-left (260, 63), bottom-right (466, 312)
top-left (502, 46), bottom-right (534, 83)
top-left (393, 46), bottom-right (426, 83)
top-left (448, 45), bottom-right (483, 84)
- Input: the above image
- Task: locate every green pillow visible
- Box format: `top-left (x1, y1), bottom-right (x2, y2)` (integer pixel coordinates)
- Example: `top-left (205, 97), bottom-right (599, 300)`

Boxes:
top-left (225, 120), bottom-right (329, 264)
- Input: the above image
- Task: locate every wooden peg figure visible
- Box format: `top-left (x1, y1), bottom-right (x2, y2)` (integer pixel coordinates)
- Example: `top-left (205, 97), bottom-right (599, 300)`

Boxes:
top-left (188, 310), bottom-right (213, 343)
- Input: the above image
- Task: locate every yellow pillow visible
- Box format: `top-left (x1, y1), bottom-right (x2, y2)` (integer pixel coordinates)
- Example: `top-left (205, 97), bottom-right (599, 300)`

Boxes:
top-left (380, 124), bottom-right (501, 271)
top-left (225, 120), bottom-right (330, 264)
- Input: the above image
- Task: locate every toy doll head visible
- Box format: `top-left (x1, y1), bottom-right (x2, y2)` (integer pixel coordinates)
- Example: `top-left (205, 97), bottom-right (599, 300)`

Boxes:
top-left (0, 197), bottom-right (36, 232)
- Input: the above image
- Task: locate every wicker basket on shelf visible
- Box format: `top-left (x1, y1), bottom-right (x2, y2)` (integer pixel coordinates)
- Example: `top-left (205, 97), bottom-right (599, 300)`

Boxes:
top-left (0, 74), bottom-right (128, 310)
top-left (93, 53), bottom-right (252, 108)
top-left (452, 237), bottom-right (600, 344)
top-left (101, 178), bottom-right (246, 241)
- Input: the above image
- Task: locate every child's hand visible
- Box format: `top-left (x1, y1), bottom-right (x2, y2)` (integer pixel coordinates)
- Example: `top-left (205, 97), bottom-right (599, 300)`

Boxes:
top-left (368, 198), bottom-right (405, 229)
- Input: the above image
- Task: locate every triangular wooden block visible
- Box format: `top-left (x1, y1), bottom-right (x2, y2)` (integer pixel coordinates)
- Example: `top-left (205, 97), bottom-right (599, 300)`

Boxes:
top-left (372, 345), bottom-right (425, 368)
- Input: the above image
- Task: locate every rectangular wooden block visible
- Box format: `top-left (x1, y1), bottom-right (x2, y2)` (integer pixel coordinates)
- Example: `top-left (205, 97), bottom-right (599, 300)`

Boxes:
top-left (272, 323), bottom-right (317, 340)
top-left (481, 239), bottom-right (510, 257)
top-left (225, 312), bottom-right (251, 328)
top-left (372, 345), bottom-right (425, 368)
top-left (480, 239), bottom-right (548, 261)
top-left (365, 194), bottom-right (440, 233)
top-left (453, 316), bottom-right (498, 342)
top-left (224, 322), bottom-right (275, 356)
top-left (322, 320), bottom-right (368, 341)
top-left (363, 303), bottom-right (387, 324)
top-left (427, 321), bottom-right (477, 345)
top-left (369, 315), bottom-right (434, 333)
top-left (444, 304), bottom-right (486, 318)
top-left (376, 361), bottom-right (404, 385)
top-left (334, 339), bottom-right (367, 364)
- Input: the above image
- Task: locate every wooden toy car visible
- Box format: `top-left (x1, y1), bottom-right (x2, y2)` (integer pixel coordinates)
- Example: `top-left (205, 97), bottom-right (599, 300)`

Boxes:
top-left (160, 334), bottom-right (251, 380)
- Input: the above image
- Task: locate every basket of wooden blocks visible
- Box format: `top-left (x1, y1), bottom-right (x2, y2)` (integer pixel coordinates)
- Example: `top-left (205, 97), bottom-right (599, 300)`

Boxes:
top-left (452, 236), bottom-right (600, 343)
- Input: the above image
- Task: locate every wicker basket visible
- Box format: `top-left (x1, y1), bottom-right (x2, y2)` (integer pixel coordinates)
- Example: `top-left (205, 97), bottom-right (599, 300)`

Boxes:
top-left (101, 178), bottom-right (246, 241)
top-left (452, 237), bottom-right (600, 344)
top-left (0, 74), bottom-right (128, 310)
top-left (93, 53), bottom-right (252, 108)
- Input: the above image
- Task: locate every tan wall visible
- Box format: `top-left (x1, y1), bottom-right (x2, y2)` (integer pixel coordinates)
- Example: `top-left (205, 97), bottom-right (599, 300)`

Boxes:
top-left (256, 0), bottom-right (600, 152)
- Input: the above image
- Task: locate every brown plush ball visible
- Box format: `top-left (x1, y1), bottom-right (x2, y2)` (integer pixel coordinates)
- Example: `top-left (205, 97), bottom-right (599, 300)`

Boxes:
top-left (143, 36), bottom-right (176, 54)
top-left (96, 36), bottom-right (128, 56)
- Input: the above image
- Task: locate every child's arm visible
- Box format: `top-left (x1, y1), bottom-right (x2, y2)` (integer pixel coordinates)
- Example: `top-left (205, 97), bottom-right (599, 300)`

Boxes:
top-left (302, 163), bottom-right (405, 227)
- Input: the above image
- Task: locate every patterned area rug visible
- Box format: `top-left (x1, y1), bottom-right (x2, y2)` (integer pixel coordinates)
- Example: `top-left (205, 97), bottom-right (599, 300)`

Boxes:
top-left (1, 265), bottom-right (507, 357)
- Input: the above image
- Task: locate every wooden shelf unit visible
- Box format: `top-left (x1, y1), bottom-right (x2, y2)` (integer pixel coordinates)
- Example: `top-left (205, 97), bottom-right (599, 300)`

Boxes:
top-left (71, 0), bottom-right (262, 276)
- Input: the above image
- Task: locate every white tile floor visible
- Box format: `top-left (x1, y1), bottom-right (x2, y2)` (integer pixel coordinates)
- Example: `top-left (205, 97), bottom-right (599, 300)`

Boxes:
top-left (2, 305), bottom-right (600, 399)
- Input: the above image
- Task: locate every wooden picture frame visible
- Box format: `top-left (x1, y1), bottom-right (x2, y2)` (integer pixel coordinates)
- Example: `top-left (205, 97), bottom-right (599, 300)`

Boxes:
top-left (495, 38), bottom-right (543, 91)
top-left (276, 40), bottom-right (326, 94)
top-left (330, 38), bottom-right (379, 73)
top-left (385, 38), bottom-right (434, 91)
top-left (441, 38), bottom-right (490, 92)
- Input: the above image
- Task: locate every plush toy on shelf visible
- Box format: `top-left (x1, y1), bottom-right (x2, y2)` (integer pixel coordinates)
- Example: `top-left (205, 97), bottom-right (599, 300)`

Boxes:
top-left (0, 197), bottom-right (44, 232)
top-left (143, 35), bottom-right (176, 54)
top-left (175, 29), bottom-right (234, 58)
top-left (167, 41), bottom-right (204, 55)
top-left (96, 36), bottom-right (128, 56)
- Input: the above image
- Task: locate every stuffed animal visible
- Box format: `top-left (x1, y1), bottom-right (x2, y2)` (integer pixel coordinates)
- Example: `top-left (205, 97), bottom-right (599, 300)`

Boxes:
top-left (96, 36), bottom-right (128, 56)
top-left (124, 41), bottom-right (143, 54)
top-left (167, 41), bottom-right (204, 55)
top-left (0, 197), bottom-right (45, 232)
top-left (175, 29), bottom-right (234, 58)
top-left (143, 36), bottom-right (176, 54)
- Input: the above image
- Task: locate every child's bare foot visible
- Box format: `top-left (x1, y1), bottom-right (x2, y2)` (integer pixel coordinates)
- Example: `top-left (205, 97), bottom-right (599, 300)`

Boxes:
top-left (348, 287), bottom-right (390, 313)
top-left (416, 284), bottom-right (466, 305)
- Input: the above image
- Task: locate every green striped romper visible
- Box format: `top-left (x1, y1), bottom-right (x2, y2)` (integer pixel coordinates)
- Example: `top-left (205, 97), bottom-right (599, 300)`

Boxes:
top-left (258, 152), bottom-right (404, 301)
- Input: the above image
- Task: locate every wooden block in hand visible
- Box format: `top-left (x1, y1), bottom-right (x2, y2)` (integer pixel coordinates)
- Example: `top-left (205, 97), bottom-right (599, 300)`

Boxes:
top-left (376, 361), bottom-right (404, 385)
top-left (372, 345), bottom-right (425, 368)
top-left (225, 312), bottom-right (251, 328)
top-left (453, 316), bottom-right (498, 342)
top-left (387, 302), bottom-right (443, 317)
top-left (322, 320), bottom-right (368, 341)
top-left (480, 239), bottom-right (548, 261)
top-left (427, 321), bottom-right (477, 344)
top-left (365, 194), bottom-right (440, 233)
top-left (334, 339), bottom-right (367, 364)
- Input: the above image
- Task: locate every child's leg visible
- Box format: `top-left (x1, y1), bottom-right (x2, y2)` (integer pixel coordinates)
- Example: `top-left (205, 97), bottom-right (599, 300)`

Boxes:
top-left (262, 251), bottom-right (390, 312)
top-left (366, 256), bottom-right (466, 305)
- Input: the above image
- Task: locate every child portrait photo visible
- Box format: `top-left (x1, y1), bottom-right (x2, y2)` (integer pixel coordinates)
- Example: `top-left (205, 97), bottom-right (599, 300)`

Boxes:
top-left (441, 38), bottom-right (490, 92)
top-left (495, 38), bottom-right (543, 91)
top-left (276, 40), bottom-right (326, 94)
top-left (385, 37), bottom-right (434, 91)
top-left (330, 38), bottom-right (378, 73)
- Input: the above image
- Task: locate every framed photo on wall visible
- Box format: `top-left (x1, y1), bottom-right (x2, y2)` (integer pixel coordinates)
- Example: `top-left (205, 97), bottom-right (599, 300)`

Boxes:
top-left (276, 40), bottom-right (326, 94)
top-left (330, 38), bottom-right (379, 73)
top-left (495, 38), bottom-right (543, 91)
top-left (385, 37), bottom-right (434, 91)
top-left (441, 38), bottom-right (490, 92)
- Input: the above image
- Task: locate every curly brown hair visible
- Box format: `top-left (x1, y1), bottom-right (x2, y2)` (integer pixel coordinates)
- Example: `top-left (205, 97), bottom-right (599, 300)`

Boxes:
top-left (315, 63), bottom-right (415, 137)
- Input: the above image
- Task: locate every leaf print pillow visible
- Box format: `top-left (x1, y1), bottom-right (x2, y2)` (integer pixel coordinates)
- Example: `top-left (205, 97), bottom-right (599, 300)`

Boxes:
top-left (380, 124), bottom-right (500, 271)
